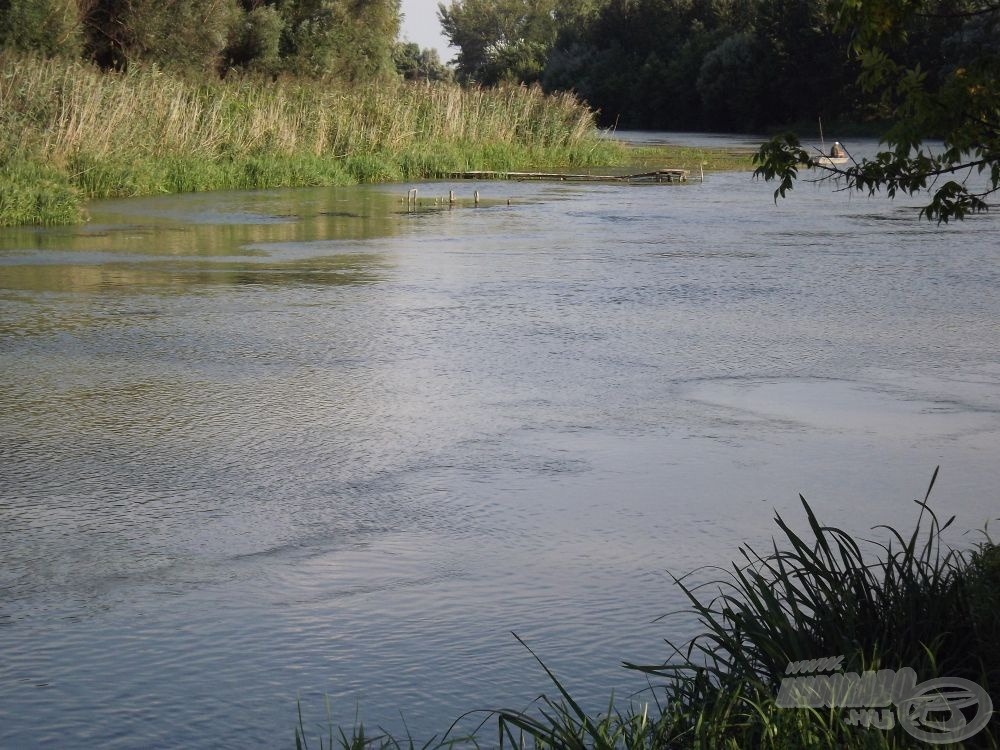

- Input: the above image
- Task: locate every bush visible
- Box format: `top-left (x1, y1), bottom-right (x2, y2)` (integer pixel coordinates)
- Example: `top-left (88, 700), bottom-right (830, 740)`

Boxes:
top-left (696, 32), bottom-right (767, 131)
top-left (223, 4), bottom-right (284, 76)
top-left (279, 0), bottom-right (399, 81)
top-left (0, 0), bottom-right (83, 58)
top-left (122, 0), bottom-right (241, 72)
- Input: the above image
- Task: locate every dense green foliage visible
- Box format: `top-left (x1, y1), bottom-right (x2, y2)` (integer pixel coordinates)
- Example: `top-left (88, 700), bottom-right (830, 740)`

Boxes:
top-left (438, 0), bottom-right (857, 129)
top-left (393, 41), bottom-right (452, 81)
top-left (438, 0), bottom-right (601, 85)
top-left (0, 0), bottom-right (401, 80)
top-left (0, 0), bottom-right (84, 57)
top-left (755, 0), bottom-right (1000, 222)
top-left (439, 0), bottom-right (997, 133)
top-left (297, 474), bottom-right (999, 748)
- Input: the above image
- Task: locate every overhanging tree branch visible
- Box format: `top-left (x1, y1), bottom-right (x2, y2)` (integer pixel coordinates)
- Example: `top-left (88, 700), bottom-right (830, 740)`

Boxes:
top-left (755, 0), bottom-right (1000, 224)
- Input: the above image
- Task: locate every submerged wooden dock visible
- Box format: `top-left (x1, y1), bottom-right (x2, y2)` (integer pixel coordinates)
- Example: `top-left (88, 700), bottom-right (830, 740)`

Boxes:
top-left (451, 168), bottom-right (691, 183)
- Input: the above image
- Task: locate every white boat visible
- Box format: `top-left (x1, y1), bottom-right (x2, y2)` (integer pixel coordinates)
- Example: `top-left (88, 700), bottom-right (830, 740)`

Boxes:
top-left (814, 123), bottom-right (848, 167)
top-left (814, 153), bottom-right (849, 167)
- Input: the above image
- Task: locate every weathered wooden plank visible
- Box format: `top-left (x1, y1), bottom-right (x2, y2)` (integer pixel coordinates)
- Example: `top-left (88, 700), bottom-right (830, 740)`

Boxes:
top-left (451, 168), bottom-right (690, 183)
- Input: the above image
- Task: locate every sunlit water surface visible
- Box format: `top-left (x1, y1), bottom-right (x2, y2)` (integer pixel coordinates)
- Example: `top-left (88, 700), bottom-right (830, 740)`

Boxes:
top-left (1, 141), bottom-right (999, 748)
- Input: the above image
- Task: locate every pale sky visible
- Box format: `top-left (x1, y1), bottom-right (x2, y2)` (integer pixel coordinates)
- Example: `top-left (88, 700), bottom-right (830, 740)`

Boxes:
top-left (399, 0), bottom-right (454, 61)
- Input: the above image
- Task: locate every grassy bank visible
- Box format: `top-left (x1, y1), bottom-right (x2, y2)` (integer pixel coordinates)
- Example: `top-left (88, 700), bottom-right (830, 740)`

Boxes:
top-left (625, 144), bottom-right (756, 174)
top-left (0, 52), bottom-right (623, 226)
top-left (297, 473), bottom-right (998, 748)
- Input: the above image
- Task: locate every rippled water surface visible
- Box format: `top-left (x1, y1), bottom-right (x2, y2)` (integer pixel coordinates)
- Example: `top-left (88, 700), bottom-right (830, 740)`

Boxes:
top-left (2, 149), bottom-right (999, 748)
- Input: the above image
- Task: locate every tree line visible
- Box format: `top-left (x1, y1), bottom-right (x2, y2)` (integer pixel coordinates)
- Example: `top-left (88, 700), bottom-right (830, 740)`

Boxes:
top-left (439, 0), bottom-right (994, 131)
top-left (3, 0), bottom-right (993, 135)
top-left (0, 0), bottom-right (450, 82)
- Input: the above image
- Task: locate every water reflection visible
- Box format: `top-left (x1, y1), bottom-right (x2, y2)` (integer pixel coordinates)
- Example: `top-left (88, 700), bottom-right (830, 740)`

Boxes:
top-left (0, 253), bottom-right (384, 294)
top-left (0, 187), bottom-right (402, 337)
top-left (0, 187), bottom-right (400, 291)
top-left (0, 187), bottom-right (403, 258)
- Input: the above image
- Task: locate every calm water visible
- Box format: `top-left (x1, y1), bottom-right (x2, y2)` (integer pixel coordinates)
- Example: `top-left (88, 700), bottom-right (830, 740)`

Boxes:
top-left (2, 143), bottom-right (999, 748)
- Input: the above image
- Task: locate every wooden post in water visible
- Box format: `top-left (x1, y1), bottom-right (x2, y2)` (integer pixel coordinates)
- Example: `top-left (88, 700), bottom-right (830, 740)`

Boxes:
top-left (449, 190), bottom-right (455, 206)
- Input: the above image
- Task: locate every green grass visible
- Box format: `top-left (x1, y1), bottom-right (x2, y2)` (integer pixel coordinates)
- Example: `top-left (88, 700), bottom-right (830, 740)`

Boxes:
top-left (0, 160), bottom-right (83, 226)
top-left (296, 470), bottom-right (998, 748)
top-left (623, 144), bottom-right (757, 174)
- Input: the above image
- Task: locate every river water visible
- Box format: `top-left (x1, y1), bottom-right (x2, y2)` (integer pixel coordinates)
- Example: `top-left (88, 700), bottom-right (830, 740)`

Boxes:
top-left (1, 140), bottom-right (999, 748)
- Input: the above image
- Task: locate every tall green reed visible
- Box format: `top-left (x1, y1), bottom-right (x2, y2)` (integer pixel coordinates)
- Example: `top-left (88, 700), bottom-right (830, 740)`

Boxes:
top-left (614, 467), bottom-right (999, 748)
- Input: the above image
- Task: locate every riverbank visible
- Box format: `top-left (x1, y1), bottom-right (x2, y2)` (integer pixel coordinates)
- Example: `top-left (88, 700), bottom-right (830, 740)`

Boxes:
top-left (0, 53), bottom-right (754, 227)
top-left (0, 52), bottom-right (613, 226)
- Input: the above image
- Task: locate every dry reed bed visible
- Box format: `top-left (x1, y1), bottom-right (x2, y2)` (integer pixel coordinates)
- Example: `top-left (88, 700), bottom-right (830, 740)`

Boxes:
top-left (0, 53), bottom-right (597, 165)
